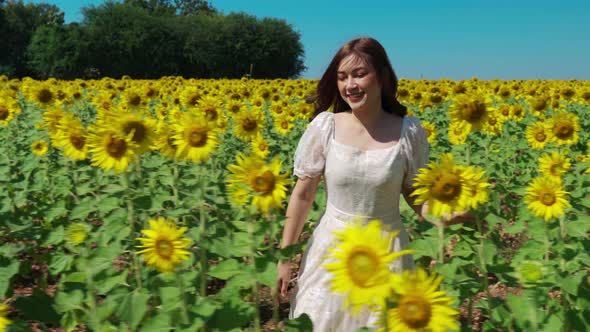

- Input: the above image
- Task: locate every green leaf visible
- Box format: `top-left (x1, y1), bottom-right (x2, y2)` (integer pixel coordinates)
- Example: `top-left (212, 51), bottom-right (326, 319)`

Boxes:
top-left (558, 273), bottom-right (585, 296)
top-left (54, 289), bottom-right (85, 312)
top-left (0, 258), bottom-right (20, 297)
top-left (116, 289), bottom-right (150, 330)
top-left (98, 196), bottom-right (121, 214)
top-left (208, 259), bottom-right (245, 280)
top-left (408, 238), bottom-right (437, 259)
top-left (70, 197), bottom-right (96, 220)
top-left (159, 286), bottom-right (182, 312)
top-left (49, 253), bottom-right (74, 275)
top-left (140, 312), bottom-right (172, 331)
top-left (284, 313), bottom-right (313, 331)
top-left (95, 271), bottom-right (129, 294)
top-left (44, 225), bottom-right (64, 246)
top-left (566, 219), bottom-right (590, 238)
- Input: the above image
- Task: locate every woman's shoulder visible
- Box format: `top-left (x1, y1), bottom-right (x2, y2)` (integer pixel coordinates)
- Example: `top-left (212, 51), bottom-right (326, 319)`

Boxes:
top-left (308, 111), bottom-right (335, 129)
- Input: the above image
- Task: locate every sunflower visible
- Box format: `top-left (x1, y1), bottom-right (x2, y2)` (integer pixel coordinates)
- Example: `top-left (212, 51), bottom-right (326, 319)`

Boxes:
top-left (196, 95), bottom-right (226, 128)
top-left (524, 176), bottom-right (571, 221)
top-left (538, 151), bottom-right (570, 181)
top-left (153, 123), bottom-right (178, 159)
top-left (516, 260), bottom-right (546, 286)
top-left (54, 114), bottom-right (88, 160)
top-left (136, 217), bottom-right (192, 273)
top-left (482, 112), bottom-right (504, 136)
top-left (461, 165), bottom-right (490, 210)
top-left (411, 153), bottom-right (476, 218)
top-left (421, 121), bottom-right (437, 144)
top-left (0, 99), bottom-right (15, 126)
top-left (42, 106), bottom-right (66, 136)
top-left (173, 112), bottom-right (219, 163)
top-left (65, 223), bottom-right (91, 246)
top-left (509, 104), bottom-right (525, 122)
top-left (447, 121), bottom-right (469, 145)
top-left (31, 139), bottom-right (49, 156)
top-left (225, 99), bottom-right (243, 114)
top-left (0, 304), bottom-right (11, 331)
top-left (323, 220), bottom-right (412, 315)
top-left (549, 112), bottom-right (580, 145)
top-left (180, 87), bottom-right (203, 109)
top-left (251, 134), bottom-right (270, 159)
top-left (377, 269), bottom-right (459, 332)
top-left (115, 112), bottom-right (156, 153)
top-left (87, 126), bottom-right (138, 173)
top-left (233, 107), bottom-right (265, 141)
top-left (120, 87), bottom-right (146, 112)
top-left (274, 114), bottom-right (294, 136)
top-left (526, 95), bottom-right (550, 117)
top-left (448, 94), bottom-right (494, 131)
top-left (226, 154), bottom-right (291, 214)
top-left (525, 122), bottom-right (552, 150)
top-left (26, 83), bottom-right (55, 107)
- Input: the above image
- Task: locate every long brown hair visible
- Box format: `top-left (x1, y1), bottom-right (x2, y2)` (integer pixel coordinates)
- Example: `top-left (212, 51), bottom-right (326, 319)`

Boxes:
top-left (309, 37), bottom-right (406, 118)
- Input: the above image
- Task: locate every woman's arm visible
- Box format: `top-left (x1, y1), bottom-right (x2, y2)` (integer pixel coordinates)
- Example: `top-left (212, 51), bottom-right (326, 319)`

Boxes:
top-left (280, 175), bottom-right (322, 251)
top-left (401, 187), bottom-right (473, 226)
top-left (277, 175), bottom-right (322, 298)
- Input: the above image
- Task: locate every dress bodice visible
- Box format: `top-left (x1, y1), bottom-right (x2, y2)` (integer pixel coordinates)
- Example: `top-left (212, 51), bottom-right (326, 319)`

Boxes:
top-left (293, 111), bottom-right (429, 225)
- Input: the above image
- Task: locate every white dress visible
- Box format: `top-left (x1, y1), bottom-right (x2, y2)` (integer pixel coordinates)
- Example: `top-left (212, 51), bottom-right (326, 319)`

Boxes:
top-left (289, 111), bottom-right (429, 331)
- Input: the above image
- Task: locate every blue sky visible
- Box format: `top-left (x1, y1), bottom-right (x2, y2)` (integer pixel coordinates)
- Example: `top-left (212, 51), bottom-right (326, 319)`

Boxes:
top-left (28, 0), bottom-right (590, 80)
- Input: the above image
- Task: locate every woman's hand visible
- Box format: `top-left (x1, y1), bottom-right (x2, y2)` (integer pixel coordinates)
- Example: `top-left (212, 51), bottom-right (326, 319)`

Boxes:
top-left (444, 211), bottom-right (476, 226)
top-left (276, 260), bottom-right (293, 300)
top-left (430, 211), bottom-right (476, 227)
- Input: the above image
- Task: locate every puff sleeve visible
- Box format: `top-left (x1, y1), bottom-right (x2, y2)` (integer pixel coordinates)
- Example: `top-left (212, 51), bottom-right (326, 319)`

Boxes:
top-left (293, 112), bottom-right (334, 179)
top-left (402, 117), bottom-right (430, 192)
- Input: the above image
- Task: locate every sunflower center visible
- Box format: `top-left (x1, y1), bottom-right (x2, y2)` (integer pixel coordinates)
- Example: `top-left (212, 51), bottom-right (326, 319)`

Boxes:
top-left (281, 121), bottom-right (289, 130)
top-left (70, 133), bottom-right (86, 150)
top-left (535, 131), bottom-right (547, 142)
top-left (346, 246), bottom-right (379, 287)
top-left (258, 141), bottom-right (268, 151)
top-left (252, 170), bottom-right (276, 193)
top-left (205, 107), bottom-right (218, 121)
top-left (512, 106), bottom-right (523, 117)
top-left (553, 121), bottom-right (573, 139)
top-left (123, 121), bottom-right (147, 144)
top-left (128, 95), bottom-right (141, 107)
top-left (37, 89), bottom-right (53, 104)
top-left (549, 163), bottom-right (564, 176)
top-left (430, 94), bottom-right (442, 103)
top-left (398, 295), bottom-right (432, 329)
top-left (461, 101), bottom-right (485, 122)
top-left (431, 173), bottom-right (462, 202)
top-left (0, 107), bottom-right (8, 120)
top-left (488, 117), bottom-right (497, 125)
top-left (156, 239), bottom-right (174, 258)
top-left (532, 98), bottom-right (547, 111)
top-left (187, 128), bottom-right (207, 147)
top-left (541, 192), bottom-right (556, 206)
top-left (242, 118), bottom-right (258, 132)
top-left (106, 136), bottom-right (128, 158)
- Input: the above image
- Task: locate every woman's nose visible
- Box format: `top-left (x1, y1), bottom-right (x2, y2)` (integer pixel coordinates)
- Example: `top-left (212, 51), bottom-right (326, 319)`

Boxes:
top-left (345, 77), bottom-right (357, 88)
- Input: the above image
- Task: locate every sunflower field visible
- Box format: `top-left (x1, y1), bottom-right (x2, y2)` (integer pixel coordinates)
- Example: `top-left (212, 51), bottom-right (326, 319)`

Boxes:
top-left (0, 75), bottom-right (589, 331)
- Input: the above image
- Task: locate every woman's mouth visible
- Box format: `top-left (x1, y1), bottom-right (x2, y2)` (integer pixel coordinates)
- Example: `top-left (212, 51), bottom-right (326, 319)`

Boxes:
top-left (346, 91), bottom-right (365, 102)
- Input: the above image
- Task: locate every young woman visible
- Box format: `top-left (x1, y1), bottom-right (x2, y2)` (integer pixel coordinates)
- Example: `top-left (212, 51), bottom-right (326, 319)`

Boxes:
top-left (276, 37), bottom-right (467, 331)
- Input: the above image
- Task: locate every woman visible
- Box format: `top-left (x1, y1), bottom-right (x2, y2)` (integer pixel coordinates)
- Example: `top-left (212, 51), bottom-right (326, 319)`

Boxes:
top-left (276, 37), bottom-right (467, 331)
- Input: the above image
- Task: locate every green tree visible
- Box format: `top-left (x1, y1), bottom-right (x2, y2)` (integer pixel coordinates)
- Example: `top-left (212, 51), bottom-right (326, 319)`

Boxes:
top-left (26, 23), bottom-right (89, 79)
top-left (123, 0), bottom-right (216, 16)
top-left (0, 0), bottom-right (64, 76)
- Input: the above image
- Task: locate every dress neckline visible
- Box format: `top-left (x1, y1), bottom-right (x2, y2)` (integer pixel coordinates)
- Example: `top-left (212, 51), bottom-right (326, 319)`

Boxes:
top-left (330, 113), bottom-right (406, 153)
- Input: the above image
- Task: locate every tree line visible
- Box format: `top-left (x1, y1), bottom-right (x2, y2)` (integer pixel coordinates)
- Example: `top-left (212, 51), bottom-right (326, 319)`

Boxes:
top-left (0, 0), bottom-right (306, 79)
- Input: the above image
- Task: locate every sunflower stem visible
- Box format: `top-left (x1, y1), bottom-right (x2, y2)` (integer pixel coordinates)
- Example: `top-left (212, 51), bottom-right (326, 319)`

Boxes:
top-left (268, 220), bottom-right (280, 326)
top-left (438, 221), bottom-right (445, 264)
top-left (176, 272), bottom-right (189, 325)
top-left (123, 172), bottom-right (143, 289)
top-left (248, 222), bottom-right (262, 332)
top-left (543, 220), bottom-right (550, 263)
top-left (199, 203), bottom-right (208, 297)
top-left (475, 216), bottom-right (493, 324)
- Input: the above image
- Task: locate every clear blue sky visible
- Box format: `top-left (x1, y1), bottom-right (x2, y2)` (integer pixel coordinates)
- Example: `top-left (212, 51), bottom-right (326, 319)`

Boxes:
top-left (29, 0), bottom-right (590, 80)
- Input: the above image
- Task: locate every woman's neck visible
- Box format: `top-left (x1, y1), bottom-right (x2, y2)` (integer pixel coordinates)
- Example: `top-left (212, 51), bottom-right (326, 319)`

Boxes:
top-left (350, 105), bottom-right (387, 131)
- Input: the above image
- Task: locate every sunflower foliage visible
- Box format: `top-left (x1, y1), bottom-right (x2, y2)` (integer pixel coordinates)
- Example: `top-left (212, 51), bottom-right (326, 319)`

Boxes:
top-left (0, 76), bottom-right (588, 331)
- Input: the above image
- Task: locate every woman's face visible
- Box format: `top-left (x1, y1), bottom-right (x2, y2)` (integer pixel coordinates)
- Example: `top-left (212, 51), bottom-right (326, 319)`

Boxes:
top-left (337, 54), bottom-right (382, 112)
